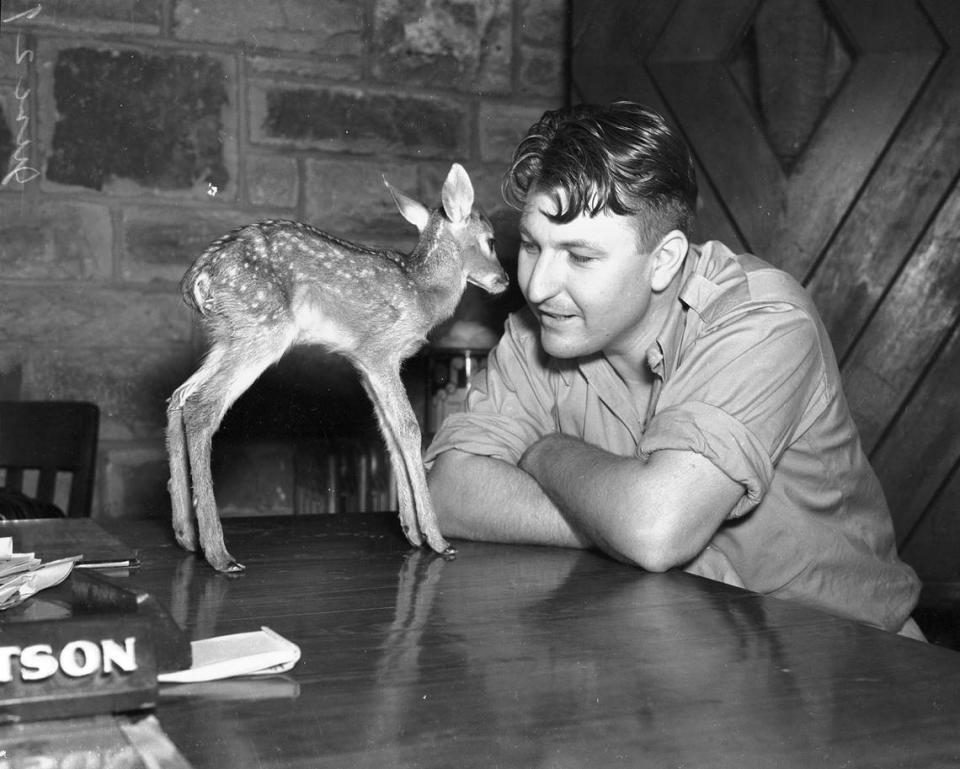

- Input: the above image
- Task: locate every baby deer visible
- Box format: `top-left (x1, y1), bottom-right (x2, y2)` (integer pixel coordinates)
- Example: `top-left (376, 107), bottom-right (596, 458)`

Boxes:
top-left (167, 163), bottom-right (508, 572)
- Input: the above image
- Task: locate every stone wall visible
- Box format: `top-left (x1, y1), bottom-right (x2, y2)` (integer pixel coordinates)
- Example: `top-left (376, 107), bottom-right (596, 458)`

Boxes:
top-left (0, 0), bottom-right (569, 518)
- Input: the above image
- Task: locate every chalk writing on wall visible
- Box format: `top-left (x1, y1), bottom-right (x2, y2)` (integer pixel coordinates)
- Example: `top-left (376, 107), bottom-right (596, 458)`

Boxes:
top-left (2, 4), bottom-right (42, 186)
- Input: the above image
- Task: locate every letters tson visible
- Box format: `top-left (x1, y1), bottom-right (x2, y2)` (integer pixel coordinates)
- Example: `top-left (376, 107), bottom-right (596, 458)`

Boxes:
top-left (0, 617), bottom-right (157, 723)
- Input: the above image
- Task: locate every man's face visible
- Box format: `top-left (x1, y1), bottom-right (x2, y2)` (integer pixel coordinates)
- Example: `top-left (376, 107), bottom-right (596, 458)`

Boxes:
top-left (517, 185), bottom-right (658, 363)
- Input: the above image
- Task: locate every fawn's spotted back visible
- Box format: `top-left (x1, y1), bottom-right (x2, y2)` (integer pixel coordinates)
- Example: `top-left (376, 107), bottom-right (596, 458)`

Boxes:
top-left (184, 222), bottom-right (414, 333)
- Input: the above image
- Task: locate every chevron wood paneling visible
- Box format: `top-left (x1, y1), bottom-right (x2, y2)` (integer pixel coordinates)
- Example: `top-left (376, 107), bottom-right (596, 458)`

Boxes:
top-left (571, 0), bottom-right (960, 583)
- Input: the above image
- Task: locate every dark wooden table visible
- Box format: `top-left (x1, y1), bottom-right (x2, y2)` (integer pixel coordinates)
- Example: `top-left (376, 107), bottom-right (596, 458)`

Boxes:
top-left (16, 514), bottom-right (960, 766)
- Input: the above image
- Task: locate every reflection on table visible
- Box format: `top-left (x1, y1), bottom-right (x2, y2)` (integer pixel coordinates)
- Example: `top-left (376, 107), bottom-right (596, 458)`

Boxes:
top-left (6, 514), bottom-right (960, 768)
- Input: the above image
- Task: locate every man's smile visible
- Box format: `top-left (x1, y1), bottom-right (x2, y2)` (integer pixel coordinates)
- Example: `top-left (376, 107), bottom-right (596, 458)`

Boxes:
top-left (535, 307), bottom-right (579, 328)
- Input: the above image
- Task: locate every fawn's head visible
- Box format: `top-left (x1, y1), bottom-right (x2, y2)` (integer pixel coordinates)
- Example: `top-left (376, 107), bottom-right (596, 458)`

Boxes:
top-left (384, 164), bottom-right (509, 297)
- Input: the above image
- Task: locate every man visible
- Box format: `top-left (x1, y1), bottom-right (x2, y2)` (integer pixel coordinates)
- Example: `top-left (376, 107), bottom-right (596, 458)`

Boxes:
top-left (425, 101), bottom-right (923, 638)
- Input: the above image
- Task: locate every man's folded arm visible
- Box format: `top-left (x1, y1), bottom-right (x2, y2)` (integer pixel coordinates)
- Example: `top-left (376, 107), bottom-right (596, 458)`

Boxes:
top-left (517, 435), bottom-right (742, 571)
top-left (427, 448), bottom-right (590, 548)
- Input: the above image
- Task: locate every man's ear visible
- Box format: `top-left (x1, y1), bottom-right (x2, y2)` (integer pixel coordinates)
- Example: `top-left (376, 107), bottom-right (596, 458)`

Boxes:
top-left (650, 230), bottom-right (689, 292)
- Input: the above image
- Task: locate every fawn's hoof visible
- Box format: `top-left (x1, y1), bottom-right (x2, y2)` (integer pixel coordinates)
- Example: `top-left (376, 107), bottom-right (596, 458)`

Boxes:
top-left (214, 556), bottom-right (245, 574)
top-left (174, 528), bottom-right (198, 553)
top-left (440, 545), bottom-right (457, 560)
top-left (206, 553), bottom-right (245, 574)
top-left (399, 522), bottom-right (424, 548)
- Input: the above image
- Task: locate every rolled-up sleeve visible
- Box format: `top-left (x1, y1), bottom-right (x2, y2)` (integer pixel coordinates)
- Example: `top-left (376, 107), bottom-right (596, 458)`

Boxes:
top-left (639, 304), bottom-right (826, 518)
top-left (424, 312), bottom-right (557, 467)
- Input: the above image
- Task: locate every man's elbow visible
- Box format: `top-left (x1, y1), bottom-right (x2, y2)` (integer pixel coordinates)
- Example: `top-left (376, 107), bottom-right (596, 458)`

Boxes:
top-left (609, 514), bottom-right (692, 573)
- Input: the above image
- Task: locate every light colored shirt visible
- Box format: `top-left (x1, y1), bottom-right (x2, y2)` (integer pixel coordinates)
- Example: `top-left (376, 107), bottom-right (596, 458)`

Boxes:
top-left (425, 241), bottom-right (921, 632)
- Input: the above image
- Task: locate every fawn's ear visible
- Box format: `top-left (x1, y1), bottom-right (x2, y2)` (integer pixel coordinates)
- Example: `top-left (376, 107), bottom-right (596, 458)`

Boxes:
top-left (441, 163), bottom-right (474, 224)
top-left (384, 177), bottom-right (430, 233)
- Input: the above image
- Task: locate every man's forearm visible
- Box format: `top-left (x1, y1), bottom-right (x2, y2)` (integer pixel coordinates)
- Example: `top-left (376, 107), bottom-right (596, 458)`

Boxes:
top-left (519, 433), bottom-right (739, 570)
top-left (427, 449), bottom-right (590, 548)
top-left (519, 433), bottom-right (651, 565)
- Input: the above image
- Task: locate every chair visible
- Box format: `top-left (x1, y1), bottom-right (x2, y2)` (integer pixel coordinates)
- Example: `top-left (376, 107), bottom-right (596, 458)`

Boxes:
top-left (0, 400), bottom-right (100, 518)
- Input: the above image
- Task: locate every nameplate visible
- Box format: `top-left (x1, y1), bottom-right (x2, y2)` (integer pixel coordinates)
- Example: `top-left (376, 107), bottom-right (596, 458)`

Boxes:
top-left (0, 614), bottom-right (157, 723)
top-left (0, 568), bottom-right (185, 724)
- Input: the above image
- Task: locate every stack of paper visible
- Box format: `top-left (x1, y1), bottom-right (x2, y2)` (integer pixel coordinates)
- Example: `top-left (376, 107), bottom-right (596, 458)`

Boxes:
top-left (0, 536), bottom-right (80, 610)
top-left (158, 626), bottom-right (301, 683)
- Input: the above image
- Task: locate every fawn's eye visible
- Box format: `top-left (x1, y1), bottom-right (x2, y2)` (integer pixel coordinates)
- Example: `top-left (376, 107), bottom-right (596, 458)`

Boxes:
top-left (487, 237), bottom-right (496, 252)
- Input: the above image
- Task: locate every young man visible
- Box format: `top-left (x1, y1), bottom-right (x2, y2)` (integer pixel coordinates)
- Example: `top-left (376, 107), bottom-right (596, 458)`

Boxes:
top-left (425, 101), bottom-right (923, 637)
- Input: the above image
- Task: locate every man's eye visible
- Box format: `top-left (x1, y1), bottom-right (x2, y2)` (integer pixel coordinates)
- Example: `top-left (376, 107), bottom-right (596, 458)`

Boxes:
top-left (520, 240), bottom-right (539, 255)
top-left (569, 252), bottom-right (594, 265)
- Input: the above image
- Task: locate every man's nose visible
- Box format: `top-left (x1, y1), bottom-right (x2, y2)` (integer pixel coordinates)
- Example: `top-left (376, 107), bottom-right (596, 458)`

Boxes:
top-left (523, 251), bottom-right (562, 305)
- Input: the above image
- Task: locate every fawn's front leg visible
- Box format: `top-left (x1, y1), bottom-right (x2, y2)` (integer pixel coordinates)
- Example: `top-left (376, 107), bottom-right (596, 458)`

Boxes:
top-left (360, 365), bottom-right (454, 556)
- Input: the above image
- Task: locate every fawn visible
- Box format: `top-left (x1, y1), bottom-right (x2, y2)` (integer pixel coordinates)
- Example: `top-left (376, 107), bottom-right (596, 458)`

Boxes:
top-left (166, 163), bottom-right (508, 572)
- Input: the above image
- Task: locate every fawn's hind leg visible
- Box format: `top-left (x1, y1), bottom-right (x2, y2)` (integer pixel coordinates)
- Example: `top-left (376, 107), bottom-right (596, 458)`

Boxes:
top-left (167, 395), bottom-right (196, 553)
top-left (179, 330), bottom-right (296, 572)
top-left (167, 349), bottom-right (228, 554)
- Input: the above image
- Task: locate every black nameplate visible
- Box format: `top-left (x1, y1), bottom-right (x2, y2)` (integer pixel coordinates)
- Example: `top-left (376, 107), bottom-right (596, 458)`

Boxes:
top-left (0, 570), bottom-right (188, 724)
top-left (0, 615), bottom-right (156, 723)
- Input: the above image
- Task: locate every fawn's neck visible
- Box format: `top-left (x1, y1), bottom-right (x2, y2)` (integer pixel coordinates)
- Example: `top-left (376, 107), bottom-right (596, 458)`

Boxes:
top-left (406, 221), bottom-right (469, 325)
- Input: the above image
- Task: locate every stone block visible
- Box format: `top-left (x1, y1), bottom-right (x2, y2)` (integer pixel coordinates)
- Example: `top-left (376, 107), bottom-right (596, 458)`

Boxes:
top-left (0, 1), bottom-right (161, 36)
top-left (121, 207), bottom-right (257, 283)
top-left (520, 0), bottom-right (568, 47)
top-left (174, 0), bottom-right (361, 58)
top-left (100, 442), bottom-right (171, 519)
top-left (40, 45), bottom-right (232, 195)
top-left (18, 344), bottom-right (195, 441)
top-left (251, 83), bottom-right (469, 159)
top-left (246, 153), bottom-right (299, 209)
top-left (246, 53), bottom-right (361, 84)
top-left (371, 0), bottom-right (512, 94)
top-left (477, 103), bottom-right (549, 164)
top-left (303, 157), bottom-right (420, 243)
top-left (0, 199), bottom-right (112, 279)
top-left (518, 46), bottom-right (566, 100)
top-left (0, 284), bottom-right (191, 349)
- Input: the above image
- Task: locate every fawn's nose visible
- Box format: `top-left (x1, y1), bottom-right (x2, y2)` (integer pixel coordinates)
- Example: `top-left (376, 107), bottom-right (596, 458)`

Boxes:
top-left (470, 269), bottom-right (509, 294)
top-left (490, 271), bottom-right (509, 293)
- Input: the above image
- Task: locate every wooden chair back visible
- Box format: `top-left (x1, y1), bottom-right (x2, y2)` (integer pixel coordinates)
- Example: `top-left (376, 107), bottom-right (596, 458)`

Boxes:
top-left (0, 401), bottom-right (100, 518)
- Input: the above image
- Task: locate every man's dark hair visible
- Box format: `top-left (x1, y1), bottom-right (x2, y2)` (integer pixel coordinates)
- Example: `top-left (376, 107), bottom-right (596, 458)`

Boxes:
top-left (503, 101), bottom-right (698, 246)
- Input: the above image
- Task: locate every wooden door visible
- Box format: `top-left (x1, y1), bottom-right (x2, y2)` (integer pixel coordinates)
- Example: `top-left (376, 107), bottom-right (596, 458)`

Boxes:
top-left (571, 0), bottom-right (960, 583)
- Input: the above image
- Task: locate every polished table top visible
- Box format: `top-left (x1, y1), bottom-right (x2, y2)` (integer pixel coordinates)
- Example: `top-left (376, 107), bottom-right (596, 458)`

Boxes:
top-left (16, 514), bottom-right (960, 766)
